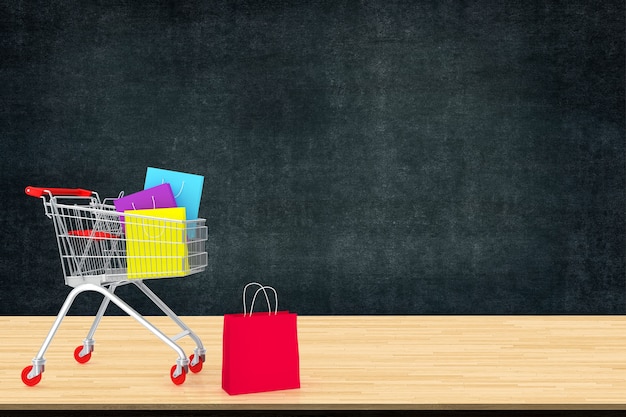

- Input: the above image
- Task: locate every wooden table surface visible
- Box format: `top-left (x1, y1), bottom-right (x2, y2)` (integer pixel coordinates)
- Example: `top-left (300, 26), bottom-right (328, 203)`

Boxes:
top-left (1, 315), bottom-right (625, 410)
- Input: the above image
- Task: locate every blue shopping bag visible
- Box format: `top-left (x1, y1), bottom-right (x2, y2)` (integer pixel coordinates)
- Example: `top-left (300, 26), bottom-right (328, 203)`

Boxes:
top-left (144, 167), bottom-right (204, 220)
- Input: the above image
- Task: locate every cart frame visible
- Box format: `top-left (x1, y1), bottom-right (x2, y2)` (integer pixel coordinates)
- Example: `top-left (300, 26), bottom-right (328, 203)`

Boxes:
top-left (21, 186), bottom-right (208, 386)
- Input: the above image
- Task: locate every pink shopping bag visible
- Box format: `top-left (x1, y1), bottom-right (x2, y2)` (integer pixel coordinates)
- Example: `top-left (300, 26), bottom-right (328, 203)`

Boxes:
top-left (222, 283), bottom-right (300, 395)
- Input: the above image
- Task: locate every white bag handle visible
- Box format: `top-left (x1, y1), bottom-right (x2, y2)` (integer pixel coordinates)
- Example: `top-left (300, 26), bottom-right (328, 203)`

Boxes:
top-left (243, 282), bottom-right (278, 316)
top-left (130, 195), bottom-right (156, 211)
top-left (162, 179), bottom-right (185, 198)
top-left (250, 286), bottom-right (278, 316)
top-left (243, 282), bottom-right (270, 316)
top-left (130, 211), bottom-right (180, 240)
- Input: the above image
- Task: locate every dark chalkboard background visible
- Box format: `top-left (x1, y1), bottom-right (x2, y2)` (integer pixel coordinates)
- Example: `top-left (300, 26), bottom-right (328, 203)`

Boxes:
top-left (1, 0), bottom-right (624, 315)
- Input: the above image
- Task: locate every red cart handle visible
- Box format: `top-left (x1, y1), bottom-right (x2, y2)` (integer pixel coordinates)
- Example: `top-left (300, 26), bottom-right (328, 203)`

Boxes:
top-left (25, 186), bottom-right (93, 198)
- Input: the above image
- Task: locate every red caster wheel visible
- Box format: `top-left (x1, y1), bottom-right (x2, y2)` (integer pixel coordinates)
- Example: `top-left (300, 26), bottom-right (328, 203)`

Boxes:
top-left (21, 365), bottom-right (42, 386)
top-left (189, 354), bottom-right (203, 374)
top-left (170, 365), bottom-right (186, 385)
top-left (74, 345), bottom-right (92, 364)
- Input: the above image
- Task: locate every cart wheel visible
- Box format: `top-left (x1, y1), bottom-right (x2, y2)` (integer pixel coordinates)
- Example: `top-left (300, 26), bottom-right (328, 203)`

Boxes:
top-left (170, 365), bottom-right (186, 385)
top-left (189, 354), bottom-right (203, 373)
top-left (73, 345), bottom-right (92, 364)
top-left (21, 365), bottom-right (42, 386)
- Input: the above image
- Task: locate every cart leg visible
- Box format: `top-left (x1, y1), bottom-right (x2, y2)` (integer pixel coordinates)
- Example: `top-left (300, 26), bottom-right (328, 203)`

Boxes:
top-left (77, 283), bottom-right (119, 359)
top-left (85, 284), bottom-right (189, 366)
top-left (28, 283), bottom-right (189, 381)
top-left (133, 280), bottom-right (206, 364)
top-left (28, 283), bottom-right (95, 379)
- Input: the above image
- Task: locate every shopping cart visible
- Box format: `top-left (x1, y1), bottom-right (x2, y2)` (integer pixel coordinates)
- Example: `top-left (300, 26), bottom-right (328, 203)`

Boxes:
top-left (20, 186), bottom-right (208, 386)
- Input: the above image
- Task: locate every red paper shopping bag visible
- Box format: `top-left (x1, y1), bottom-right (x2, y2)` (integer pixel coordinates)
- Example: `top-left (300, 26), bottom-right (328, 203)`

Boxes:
top-left (222, 284), bottom-right (300, 395)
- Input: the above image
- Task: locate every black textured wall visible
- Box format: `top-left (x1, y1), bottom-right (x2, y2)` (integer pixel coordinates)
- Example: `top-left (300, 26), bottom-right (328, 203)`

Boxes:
top-left (2, 0), bottom-right (624, 315)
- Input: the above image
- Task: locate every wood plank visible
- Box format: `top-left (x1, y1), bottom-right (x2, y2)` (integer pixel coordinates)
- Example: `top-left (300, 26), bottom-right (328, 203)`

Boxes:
top-left (1, 316), bottom-right (625, 410)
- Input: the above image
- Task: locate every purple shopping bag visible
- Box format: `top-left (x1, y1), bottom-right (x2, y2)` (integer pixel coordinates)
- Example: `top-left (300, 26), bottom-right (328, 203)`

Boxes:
top-left (113, 183), bottom-right (178, 232)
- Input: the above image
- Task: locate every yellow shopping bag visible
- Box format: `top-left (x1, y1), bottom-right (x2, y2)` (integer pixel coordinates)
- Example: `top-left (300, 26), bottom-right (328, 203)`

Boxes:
top-left (124, 207), bottom-right (189, 279)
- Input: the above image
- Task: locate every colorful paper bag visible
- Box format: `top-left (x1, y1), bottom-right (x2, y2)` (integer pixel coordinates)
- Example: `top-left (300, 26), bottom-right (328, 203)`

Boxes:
top-left (144, 167), bottom-right (204, 220)
top-left (113, 183), bottom-right (177, 232)
top-left (124, 207), bottom-right (188, 279)
top-left (222, 284), bottom-right (300, 395)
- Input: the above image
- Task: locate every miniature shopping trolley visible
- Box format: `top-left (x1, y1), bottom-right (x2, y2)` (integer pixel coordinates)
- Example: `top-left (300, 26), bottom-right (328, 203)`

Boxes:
top-left (20, 186), bottom-right (208, 386)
